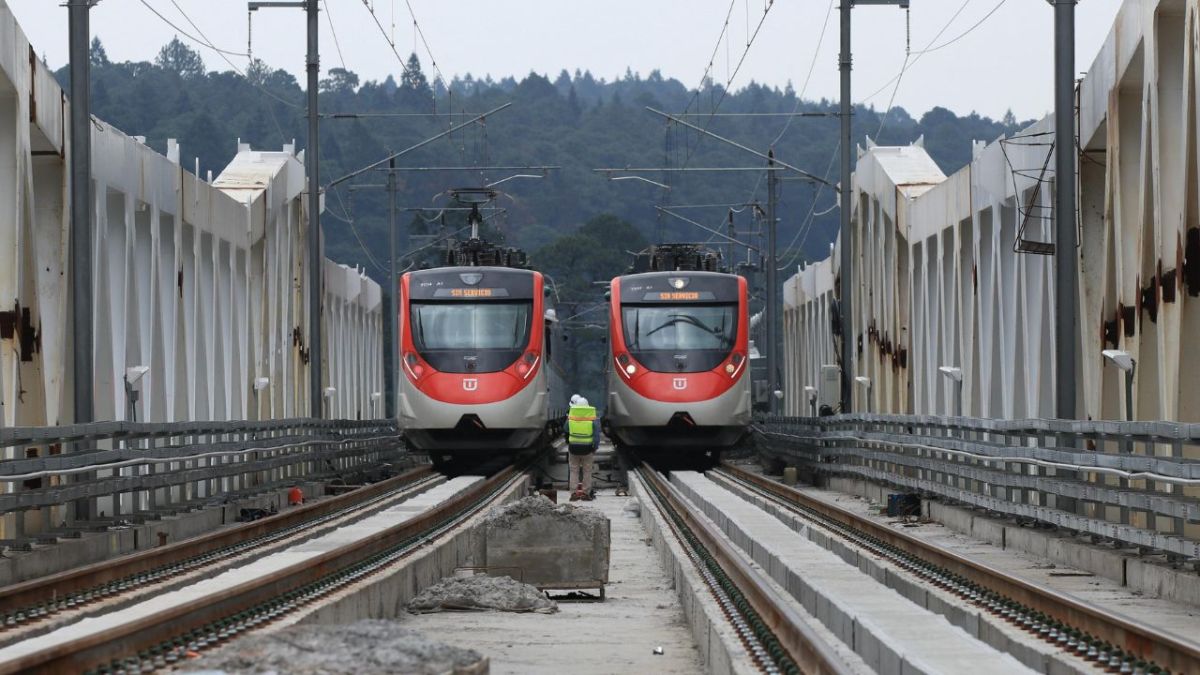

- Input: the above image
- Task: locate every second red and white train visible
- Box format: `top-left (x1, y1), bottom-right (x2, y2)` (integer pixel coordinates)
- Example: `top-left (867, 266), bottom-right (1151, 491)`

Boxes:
top-left (605, 260), bottom-right (751, 466)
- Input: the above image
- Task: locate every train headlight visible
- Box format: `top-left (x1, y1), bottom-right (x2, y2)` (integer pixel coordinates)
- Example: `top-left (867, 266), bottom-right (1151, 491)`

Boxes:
top-left (403, 352), bottom-right (425, 380)
top-left (725, 363), bottom-right (736, 375)
top-left (517, 352), bottom-right (539, 379)
top-left (625, 363), bottom-right (636, 376)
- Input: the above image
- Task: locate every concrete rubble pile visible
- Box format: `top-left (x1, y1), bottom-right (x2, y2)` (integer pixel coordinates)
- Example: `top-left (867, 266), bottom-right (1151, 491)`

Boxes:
top-left (407, 574), bottom-right (559, 614)
top-left (180, 620), bottom-right (486, 674)
top-left (480, 495), bottom-right (607, 531)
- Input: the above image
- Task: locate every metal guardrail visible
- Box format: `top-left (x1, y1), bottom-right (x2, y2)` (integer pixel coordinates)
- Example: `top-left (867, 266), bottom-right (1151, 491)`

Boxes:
top-left (0, 419), bottom-right (404, 543)
top-left (755, 415), bottom-right (1200, 560)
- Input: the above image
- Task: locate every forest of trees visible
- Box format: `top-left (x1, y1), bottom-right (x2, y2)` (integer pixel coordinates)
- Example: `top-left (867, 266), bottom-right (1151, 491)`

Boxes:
top-left (67, 38), bottom-right (1030, 288)
top-left (64, 38), bottom-right (1031, 401)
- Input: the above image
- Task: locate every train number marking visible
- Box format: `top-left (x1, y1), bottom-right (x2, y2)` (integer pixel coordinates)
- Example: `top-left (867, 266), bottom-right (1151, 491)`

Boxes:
top-left (463, 378), bottom-right (479, 391)
top-left (673, 378), bottom-right (687, 390)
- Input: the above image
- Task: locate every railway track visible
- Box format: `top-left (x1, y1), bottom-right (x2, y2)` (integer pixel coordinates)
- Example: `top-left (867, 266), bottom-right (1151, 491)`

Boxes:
top-left (0, 465), bottom-right (440, 641)
top-left (0, 464), bottom-right (524, 674)
top-left (714, 462), bottom-right (1200, 675)
top-left (633, 463), bottom-right (855, 675)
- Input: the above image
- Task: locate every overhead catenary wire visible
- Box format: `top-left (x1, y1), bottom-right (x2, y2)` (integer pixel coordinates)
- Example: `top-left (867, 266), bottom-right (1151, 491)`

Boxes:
top-left (145, 0), bottom-right (249, 57)
top-left (360, 0), bottom-right (416, 79)
top-left (775, 0), bottom-right (1008, 273)
top-left (326, 188), bottom-right (387, 274)
top-left (736, 0), bottom-right (834, 236)
top-left (680, 0), bottom-right (776, 169)
top-left (322, 0), bottom-right (348, 71)
top-left (861, 0), bottom-right (1005, 108)
top-left (402, 0), bottom-right (447, 90)
top-left (140, 0), bottom-right (304, 115)
top-left (775, 146), bottom-right (839, 272)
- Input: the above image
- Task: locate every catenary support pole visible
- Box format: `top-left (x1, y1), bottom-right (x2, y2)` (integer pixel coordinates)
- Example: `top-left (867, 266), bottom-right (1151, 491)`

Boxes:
top-left (839, 0), bottom-right (853, 414)
top-left (69, 1), bottom-right (93, 427)
top-left (306, 0), bottom-right (323, 418)
top-left (69, 0), bottom-right (95, 522)
top-left (386, 157), bottom-right (397, 420)
top-left (1054, 0), bottom-right (1078, 421)
top-left (766, 152), bottom-right (780, 414)
top-left (836, 0), bottom-right (908, 414)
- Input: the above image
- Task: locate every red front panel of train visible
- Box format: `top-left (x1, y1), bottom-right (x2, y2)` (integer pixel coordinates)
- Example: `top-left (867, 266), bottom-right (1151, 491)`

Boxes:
top-left (609, 272), bottom-right (748, 403)
top-left (400, 268), bottom-right (544, 405)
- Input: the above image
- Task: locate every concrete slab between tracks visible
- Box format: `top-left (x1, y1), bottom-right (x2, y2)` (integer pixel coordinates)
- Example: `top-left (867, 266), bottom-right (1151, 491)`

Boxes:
top-left (391, 486), bottom-right (704, 675)
top-left (825, 476), bottom-right (1200, 609)
top-left (671, 471), bottom-right (1036, 675)
top-left (707, 472), bottom-right (1082, 674)
top-left (0, 480), bottom-right (327, 587)
top-left (0, 477), bottom-right (486, 664)
top-left (630, 475), bottom-right (760, 675)
top-left (637, 474), bottom-right (871, 675)
top-left (278, 475), bottom-right (528, 626)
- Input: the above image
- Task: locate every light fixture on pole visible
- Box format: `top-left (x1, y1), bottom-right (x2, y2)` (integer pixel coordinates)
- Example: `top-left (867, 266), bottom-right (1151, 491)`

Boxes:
top-left (371, 391), bottom-right (382, 418)
top-left (323, 386), bottom-right (337, 419)
top-left (938, 366), bottom-right (963, 417)
top-left (252, 377), bottom-right (270, 418)
top-left (804, 385), bottom-right (818, 418)
top-left (1101, 349), bottom-right (1136, 421)
top-left (124, 366), bottom-right (150, 422)
top-left (854, 376), bottom-right (872, 414)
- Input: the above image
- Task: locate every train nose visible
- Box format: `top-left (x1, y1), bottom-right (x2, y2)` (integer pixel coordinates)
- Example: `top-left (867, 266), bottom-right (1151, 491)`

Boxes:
top-left (667, 412), bottom-right (696, 427)
top-left (455, 414), bottom-right (486, 430)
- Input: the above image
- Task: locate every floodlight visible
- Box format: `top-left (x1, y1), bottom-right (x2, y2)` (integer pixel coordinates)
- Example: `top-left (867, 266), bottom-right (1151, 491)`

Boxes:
top-left (1102, 349), bottom-right (1134, 372)
top-left (254, 377), bottom-right (270, 391)
top-left (125, 366), bottom-right (150, 384)
top-left (938, 366), bottom-right (963, 382)
top-left (323, 387), bottom-right (337, 398)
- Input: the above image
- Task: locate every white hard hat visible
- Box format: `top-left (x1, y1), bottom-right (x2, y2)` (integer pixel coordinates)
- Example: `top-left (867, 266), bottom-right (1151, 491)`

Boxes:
top-left (570, 394), bottom-right (583, 406)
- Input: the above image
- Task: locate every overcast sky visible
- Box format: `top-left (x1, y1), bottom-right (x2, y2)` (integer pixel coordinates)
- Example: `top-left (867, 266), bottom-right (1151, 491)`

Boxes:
top-left (8, 0), bottom-right (1124, 121)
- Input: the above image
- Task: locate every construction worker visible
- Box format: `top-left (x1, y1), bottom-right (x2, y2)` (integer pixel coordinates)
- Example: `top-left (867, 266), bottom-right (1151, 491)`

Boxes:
top-left (566, 395), bottom-right (599, 501)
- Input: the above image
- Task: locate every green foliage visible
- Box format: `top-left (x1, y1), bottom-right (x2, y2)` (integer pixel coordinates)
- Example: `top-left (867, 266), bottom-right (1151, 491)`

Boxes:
top-left (154, 37), bottom-right (205, 80)
top-left (64, 39), bottom-right (1033, 401)
top-left (534, 214), bottom-right (646, 406)
top-left (64, 40), bottom-right (1031, 289)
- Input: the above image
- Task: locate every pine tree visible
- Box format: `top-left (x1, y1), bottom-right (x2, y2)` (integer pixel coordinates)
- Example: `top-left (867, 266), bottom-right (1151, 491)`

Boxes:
top-left (90, 37), bottom-right (108, 67)
top-left (155, 37), bottom-right (205, 79)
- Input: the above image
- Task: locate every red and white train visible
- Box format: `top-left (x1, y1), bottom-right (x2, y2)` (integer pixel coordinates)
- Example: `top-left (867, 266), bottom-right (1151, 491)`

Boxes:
top-left (605, 257), bottom-right (751, 466)
top-left (397, 263), bottom-right (566, 469)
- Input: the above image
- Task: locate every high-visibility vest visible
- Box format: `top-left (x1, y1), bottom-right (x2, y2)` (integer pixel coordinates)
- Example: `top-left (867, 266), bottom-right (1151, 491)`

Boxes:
top-left (567, 405), bottom-right (596, 445)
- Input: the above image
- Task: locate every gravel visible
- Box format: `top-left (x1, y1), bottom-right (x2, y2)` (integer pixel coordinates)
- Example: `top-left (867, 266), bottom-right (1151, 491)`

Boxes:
top-left (481, 495), bottom-right (606, 531)
top-left (407, 574), bottom-right (559, 614)
top-left (180, 620), bottom-right (484, 675)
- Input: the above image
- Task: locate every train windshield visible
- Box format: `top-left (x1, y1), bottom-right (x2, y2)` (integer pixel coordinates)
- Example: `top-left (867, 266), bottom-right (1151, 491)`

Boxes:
top-left (621, 303), bottom-right (737, 372)
top-left (411, 301), bottom-right (532, 373)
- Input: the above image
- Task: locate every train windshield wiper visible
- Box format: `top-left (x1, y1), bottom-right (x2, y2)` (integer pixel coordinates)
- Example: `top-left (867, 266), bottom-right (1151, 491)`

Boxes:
top-left (645, 314), bottom-right (719, 337)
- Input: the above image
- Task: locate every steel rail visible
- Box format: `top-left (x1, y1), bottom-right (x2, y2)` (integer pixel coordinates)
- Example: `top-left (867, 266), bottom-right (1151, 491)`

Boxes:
top-left (0, 464), bottom-right (522, 674)
top-left (636, 465), bottom-right (853, 675)
top-left (0, 465), bottom-right (437, 621)
top-left (718, 462), bottom-right (1200, 674)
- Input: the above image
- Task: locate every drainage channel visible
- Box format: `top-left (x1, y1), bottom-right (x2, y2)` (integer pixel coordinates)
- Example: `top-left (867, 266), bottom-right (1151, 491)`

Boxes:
top-left (716, 463), bottom-right (1198, 675)
top-left (635, 464), bottom-right (854, 675)
top-left (0, 466), bottom-right (441, 641)
top-left (0, 465), bottom-right (524, 675)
